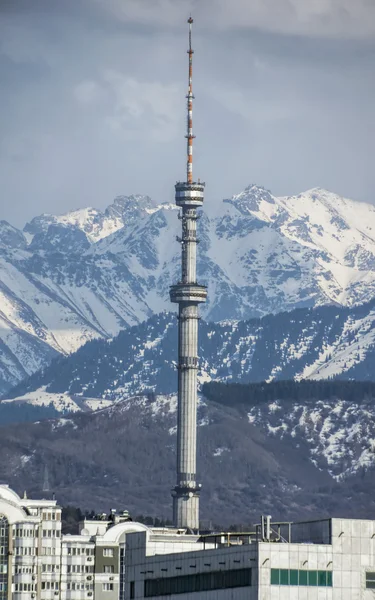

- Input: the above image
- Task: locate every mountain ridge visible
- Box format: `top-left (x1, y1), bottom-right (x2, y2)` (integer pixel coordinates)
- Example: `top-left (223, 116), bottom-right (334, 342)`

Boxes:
top-left (2, 184), bottom-right (375, 393)
top-left (5, 297), bottom-right (375, 409)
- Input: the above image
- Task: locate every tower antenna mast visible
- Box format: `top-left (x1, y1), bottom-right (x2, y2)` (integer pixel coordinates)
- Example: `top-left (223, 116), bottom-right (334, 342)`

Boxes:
top-left (186, 16), bottom-right (195, 184)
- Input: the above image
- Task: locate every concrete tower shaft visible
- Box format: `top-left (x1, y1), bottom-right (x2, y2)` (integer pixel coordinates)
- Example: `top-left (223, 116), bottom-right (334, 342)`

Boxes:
top-left (170, 17), bottom-right (207, 531)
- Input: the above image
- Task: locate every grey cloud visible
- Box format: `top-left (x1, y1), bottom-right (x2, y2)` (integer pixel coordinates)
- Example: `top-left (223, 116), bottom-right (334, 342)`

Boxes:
top-left (6, 0), bottom-right (373, 39)
top-left (92, 0), bottom-right (375, 39)
top-left (0, 0), bottom-right (374, 228)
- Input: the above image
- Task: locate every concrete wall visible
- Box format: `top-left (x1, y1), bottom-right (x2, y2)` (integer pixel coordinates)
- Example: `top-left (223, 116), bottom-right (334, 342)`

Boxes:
top-left (258, 541), bottom-right (333, 600)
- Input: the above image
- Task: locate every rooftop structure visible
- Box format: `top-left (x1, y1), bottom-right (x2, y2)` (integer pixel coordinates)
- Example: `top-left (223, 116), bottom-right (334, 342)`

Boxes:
top-left (169, 17), bottom-right (207, 532)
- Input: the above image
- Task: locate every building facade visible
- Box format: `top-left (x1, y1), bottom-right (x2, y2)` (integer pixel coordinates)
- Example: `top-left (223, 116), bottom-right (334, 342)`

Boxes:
top-left (126, 517), bottom-right (375, 599)
top-left (0, 484), bottom-right (62, 600)
top-left (0, 485), bottom-right (206, 600)
top-left (0, 485), bottom-right (131, 600)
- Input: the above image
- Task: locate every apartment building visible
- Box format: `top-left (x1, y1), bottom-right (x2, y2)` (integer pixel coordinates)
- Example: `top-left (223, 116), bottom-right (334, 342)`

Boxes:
top-left (0, 485), bottom-right (203, 600)
top-left (0, 484), bottom-right (62, 600)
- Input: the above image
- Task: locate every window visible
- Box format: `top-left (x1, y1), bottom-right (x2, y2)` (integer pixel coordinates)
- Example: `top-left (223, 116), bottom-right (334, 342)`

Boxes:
top-left (270, 569), bottom-right (332, 587)
top-left (42, 563), bottom-right (59, 573)
top-left (104, 565), bottom-right (114, 574)
top-left (130, 581), bottom-right (135, 599)
top-left (144, 568), bottom-right (252, 597)
top-left (271, 569), bottom-right (280, 585)
top-left (280, 569), bottom-right (289, 585)
top-left (318, 571), bottom-right (327, 586)
top-left (103, 583), bottom-right (114, 591)
top-left (299, 570), bottom-right (308, 585)
top-left (69, 565), bottom-right (82, 573)
top-left (366, 572), bottom-right (375, 589)
top-left (289, 570), bottom-right (298, 585)
top-left (103, 548), bottom-right (114, 557)
top-left (309, 571), bottom-right (317, 586)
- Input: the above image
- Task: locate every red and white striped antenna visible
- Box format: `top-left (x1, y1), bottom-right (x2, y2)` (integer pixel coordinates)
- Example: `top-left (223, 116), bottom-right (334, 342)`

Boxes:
top-left (186, 16), bottom-right (195, 184)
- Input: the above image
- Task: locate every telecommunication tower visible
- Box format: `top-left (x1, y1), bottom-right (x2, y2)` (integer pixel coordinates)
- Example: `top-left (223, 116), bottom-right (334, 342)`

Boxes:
top-left (170, 17), bottom-right (207, 531)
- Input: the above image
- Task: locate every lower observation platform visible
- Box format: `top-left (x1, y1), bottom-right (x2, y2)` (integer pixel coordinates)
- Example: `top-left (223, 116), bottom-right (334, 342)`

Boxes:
top-left (170, 284), bottom-right (207, 304)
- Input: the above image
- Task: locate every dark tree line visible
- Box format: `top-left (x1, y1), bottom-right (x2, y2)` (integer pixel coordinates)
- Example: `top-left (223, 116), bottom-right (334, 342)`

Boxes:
top-left (202, 379), bottom-right (375, 407)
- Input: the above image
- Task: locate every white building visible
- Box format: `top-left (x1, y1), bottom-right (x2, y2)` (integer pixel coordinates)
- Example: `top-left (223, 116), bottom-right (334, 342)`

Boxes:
top-left (0, 484), bottom-right (62, 600)
top-left (60, 533), bottom-right (95, 599)
top-left (0, 485), bottom-right (205, 600)
top-left (125, 517), bottom-right (375, 599)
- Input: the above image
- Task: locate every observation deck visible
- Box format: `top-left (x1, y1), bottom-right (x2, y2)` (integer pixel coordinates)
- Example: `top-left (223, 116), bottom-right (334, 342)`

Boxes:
top-left (175, 181), bottom-right (205, 208)
top-left (170, 283), bottom-right (207, 304)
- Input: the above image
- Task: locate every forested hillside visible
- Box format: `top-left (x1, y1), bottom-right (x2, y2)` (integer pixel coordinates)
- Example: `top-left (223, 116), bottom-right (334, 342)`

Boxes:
top-left (2, 383), bottom-right (375, 524)
top-left (5, 299), bottom-right (375, 410)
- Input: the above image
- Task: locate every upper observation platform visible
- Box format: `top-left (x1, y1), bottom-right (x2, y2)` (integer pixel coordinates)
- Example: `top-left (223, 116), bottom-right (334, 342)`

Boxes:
top-left (175, 181), bottom-right (205, 208)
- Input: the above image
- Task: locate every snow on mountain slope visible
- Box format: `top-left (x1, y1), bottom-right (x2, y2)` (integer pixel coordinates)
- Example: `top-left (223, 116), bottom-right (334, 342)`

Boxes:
top-left (2, 184), bottom-right (375, 394)
top-left (1, 387), bottom-right (112, 413)
top-left (247, 396), bottom-right (375, 480)
top-left (23, 194), bottom-right (155, 243)
top-left (7, 300), bottom-right (375, 408)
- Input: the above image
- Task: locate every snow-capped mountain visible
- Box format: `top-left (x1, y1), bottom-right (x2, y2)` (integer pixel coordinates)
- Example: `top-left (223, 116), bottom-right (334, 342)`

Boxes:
top-left (23, 194), bottom-right (156, 243)
top-left (6, 299), bottom-right (375, 409)
top-left (2, 185), bottom-right (375, 394)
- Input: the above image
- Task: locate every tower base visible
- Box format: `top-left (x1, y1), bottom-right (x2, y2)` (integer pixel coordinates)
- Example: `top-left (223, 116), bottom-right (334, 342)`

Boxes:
top-left (172, 486), bottom-right (200, 531)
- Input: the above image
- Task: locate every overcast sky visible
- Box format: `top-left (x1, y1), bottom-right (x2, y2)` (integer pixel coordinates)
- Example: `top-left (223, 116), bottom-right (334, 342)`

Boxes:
top-left (1, 0), bottom-right (374, 227)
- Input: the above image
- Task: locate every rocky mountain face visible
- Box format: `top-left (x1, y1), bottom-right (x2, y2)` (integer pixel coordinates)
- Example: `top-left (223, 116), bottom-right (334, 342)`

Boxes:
top-left (2, 185), bottom-right (375, 394)
top-left (5, 299), bottom-right (375, 408)
top-left (2, 383), bottom-right (375, 526)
